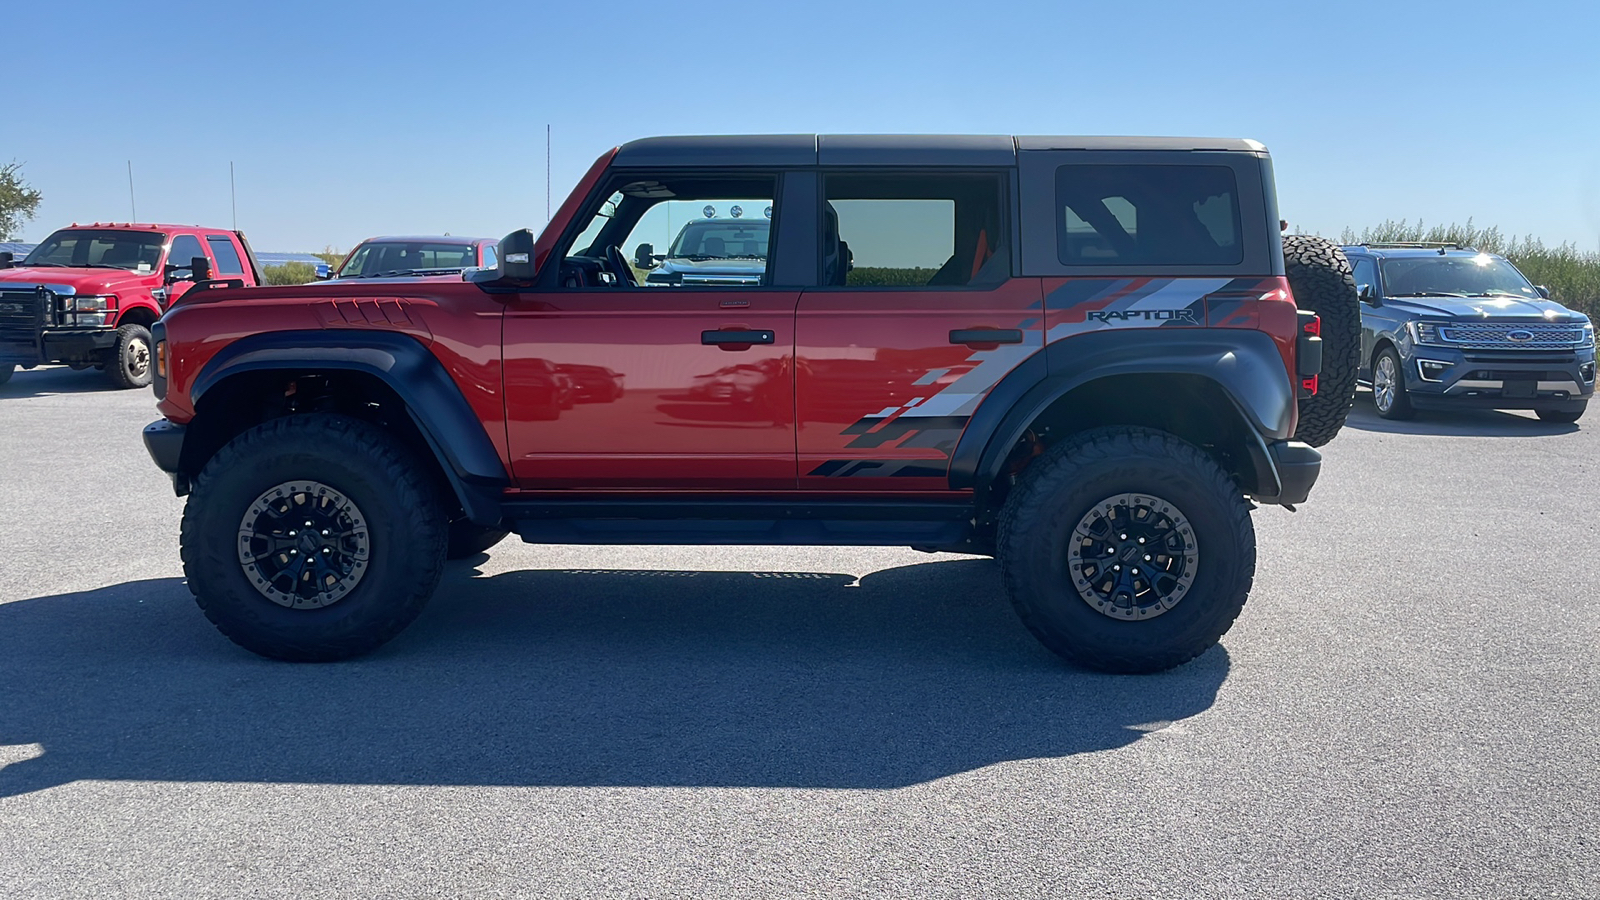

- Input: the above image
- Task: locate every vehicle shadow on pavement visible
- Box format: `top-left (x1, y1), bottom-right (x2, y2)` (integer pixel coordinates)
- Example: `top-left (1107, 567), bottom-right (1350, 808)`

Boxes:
top-left (0, 560), bottom-right (1229, 797)
top-left (0, 366), bottom-right (120, 398)
top-left (1342, 397), bottom-right (1579, 437)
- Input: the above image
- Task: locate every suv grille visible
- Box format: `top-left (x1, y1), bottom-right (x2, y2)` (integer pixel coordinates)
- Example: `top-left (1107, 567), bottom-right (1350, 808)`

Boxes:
top-left (0, 288), bottom-right (45, 345)
top-left (1438, 322), bottom-right (1588, 350)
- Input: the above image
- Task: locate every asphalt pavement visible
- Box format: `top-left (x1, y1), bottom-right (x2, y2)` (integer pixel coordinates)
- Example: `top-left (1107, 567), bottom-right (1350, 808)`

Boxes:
top-left (1, 364), bottom-right (1597, 898)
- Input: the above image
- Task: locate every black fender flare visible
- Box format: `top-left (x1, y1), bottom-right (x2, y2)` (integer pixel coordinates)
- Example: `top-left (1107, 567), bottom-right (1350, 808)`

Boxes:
top-left (190, 330), bottom-right (507, 525)
top-left (950, 329), bottom-right (1296, 497)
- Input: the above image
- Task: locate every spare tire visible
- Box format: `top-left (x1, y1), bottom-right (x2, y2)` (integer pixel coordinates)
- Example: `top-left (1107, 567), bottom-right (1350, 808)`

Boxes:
top-left (1282, 234), bottom-right (1359, 447)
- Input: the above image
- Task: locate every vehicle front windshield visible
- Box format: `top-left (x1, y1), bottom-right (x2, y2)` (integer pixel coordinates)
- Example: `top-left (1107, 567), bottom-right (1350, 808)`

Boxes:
top-left (337, 241), bottom-right (477, 277)
top-left (21, 230), bottom-right (167, 272)
top-left (666, 218), bottom-right (770, 260)
top-left (1381, 255), bottom-right (1539, 299)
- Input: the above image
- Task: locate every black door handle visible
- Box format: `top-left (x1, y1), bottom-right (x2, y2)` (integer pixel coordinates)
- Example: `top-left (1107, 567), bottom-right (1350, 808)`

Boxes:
top-left (950, 328), bottom-right (1024, 345)
top-left (702, 329), bottom-right (774, 345)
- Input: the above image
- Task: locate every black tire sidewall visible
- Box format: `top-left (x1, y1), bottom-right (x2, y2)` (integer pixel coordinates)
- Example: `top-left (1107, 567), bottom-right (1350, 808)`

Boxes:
top-left (1002, 438), bottom-right (1252, 670)
top-left (183, 417), bottom-right (444, 658)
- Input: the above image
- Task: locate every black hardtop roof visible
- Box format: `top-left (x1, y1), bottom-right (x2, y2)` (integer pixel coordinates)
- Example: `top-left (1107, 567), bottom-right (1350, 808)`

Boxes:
top-left (613, 134), bottom-right (1267, 168)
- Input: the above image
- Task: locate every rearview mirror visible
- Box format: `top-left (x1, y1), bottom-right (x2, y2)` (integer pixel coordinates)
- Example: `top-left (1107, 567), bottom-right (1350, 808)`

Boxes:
top-left (0, 251), bottom-right (12, 269)
top-left (495, 229), bottom-right (538, 282)
top-left (634, 243), bottom-right (656, 269)
top-left (1535, 285), bottom-right (1551, 300)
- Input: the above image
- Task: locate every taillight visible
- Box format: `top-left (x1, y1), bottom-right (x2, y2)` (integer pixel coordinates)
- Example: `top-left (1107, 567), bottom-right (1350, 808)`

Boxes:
top-left (1302, 315), bottom-right (1320, 337)
top-left (155, 340), bottom-right (166, 378)
top-left (1301, 375), bottom-right (1318, 395)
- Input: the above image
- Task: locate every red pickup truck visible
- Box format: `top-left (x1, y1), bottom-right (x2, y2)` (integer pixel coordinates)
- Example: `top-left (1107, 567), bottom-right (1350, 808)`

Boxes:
top-left (0, 223), bottom-right (263, 388)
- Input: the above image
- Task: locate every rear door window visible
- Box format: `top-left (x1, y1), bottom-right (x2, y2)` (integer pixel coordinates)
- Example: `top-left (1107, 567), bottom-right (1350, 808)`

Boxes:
top-left (205, 235), bottom-right (245, 275)
top-left (1056, 165), bottom-right (1242, 266)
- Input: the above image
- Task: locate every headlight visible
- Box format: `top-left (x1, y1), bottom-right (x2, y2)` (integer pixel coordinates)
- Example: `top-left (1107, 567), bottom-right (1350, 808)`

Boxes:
top-left (1405, 321), bottom-right (1446, 345)
top-left (1585, 321), bottom-right (1595, 347)
top-left (70, 295), bottom-right (117, 311)
top-left (73, 311), bottom-right (111, 326)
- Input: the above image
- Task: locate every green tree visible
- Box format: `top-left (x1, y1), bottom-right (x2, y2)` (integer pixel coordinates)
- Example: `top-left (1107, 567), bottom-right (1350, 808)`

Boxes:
top-left (0, 161), bottom-right (43, 241)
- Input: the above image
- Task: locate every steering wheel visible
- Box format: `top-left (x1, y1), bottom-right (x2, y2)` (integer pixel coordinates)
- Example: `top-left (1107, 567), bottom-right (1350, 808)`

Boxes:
top-left (605, 245), bottom-right (638, 288)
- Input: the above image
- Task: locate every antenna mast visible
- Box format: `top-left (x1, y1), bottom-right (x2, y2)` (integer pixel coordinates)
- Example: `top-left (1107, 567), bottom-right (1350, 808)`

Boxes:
top-left (546, 124), bottom-right (551, 223)
top-left (230, 161), bottom-right (238, 230)
top-left (126, 161), bottom-right (137, 221)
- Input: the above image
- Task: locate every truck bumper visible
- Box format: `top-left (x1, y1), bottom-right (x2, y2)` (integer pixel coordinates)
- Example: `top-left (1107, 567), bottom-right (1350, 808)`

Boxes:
top-left (1246, 438), bottom-right (1321, 507)
top-left (42, 327), bottom-right (119, 361)
top-left (1402, 345), bottom-right (1595, 411)
top-left (143, 419), bottom-right (191, 495)
top-left (0, 340), bottom-right (42, 367)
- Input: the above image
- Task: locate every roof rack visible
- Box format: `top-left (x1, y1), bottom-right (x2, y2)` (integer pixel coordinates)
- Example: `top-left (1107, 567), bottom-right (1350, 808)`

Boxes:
top-left (1358, 241), bottom-right (1474, 251)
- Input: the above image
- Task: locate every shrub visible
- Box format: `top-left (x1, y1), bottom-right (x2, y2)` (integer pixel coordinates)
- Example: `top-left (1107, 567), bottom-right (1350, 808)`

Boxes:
top-left (263, 261), bottom-right (318, 285)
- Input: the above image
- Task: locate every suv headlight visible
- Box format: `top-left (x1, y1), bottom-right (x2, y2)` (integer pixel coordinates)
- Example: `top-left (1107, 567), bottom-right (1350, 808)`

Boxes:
top-left (1405, 321), bottom-right (1447, 345)
top-left (1585, 321), bottom-right (1595, 348)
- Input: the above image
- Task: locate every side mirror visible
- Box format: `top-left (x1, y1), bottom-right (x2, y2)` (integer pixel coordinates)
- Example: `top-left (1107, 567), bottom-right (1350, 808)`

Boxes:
top-left (0, 251), bottom-right (12, 269)
top-left (1358, 283), bottom-right (1378, 305)
top-left (495, 229), bottom-right (538, 282)
top-left (634, 243), bottom-right (656, 269)
top-left (190, 255), bottom-right (212, 283)
top-left (1536, 285), bottom-right (1551, 300)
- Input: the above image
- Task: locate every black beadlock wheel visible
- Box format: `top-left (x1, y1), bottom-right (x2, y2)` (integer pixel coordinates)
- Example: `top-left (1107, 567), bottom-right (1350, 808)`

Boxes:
top-left (998, 427), bottom-right (1256, 674)
top-left (180, 413), bottom-right (447, 661)
top-left (106, 323), bottom-right (153, 389)
top-left (1282, 234), bottom-right (1359, 447)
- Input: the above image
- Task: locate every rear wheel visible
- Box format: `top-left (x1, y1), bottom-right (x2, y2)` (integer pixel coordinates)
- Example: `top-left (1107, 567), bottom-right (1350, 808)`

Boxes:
top-left (106, 323), bottom-right (153, 389)
top-left (998, 427), bottom-right (1256, 674)
top-left (1283, 234), bottom-right (1360, 446)
top-left (1371, 346), bottom-right (1414, 420)
top-left (180, 413), bottom-right (447, 661)
top-left (1536, 406), bottom-right (1585, 424)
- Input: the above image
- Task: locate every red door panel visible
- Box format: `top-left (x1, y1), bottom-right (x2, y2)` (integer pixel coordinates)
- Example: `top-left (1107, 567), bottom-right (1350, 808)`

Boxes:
top-left (504, 290), bottom-right (800, 490)
top-left (795, 278), bottom-right (1045, 491)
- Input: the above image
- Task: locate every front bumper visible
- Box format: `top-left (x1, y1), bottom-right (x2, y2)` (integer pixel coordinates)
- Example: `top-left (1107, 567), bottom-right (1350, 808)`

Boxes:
top-left (1, 327), bottom-right (119, 366)
top-left (143, 419), bottom-right (191, 495)
top-left (1401, 343), bottom-right (1595, 410)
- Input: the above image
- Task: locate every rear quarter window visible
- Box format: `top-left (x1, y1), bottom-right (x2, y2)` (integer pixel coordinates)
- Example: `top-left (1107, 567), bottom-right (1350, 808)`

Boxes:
top-left (1056, 165), bottom-right (1242, 266)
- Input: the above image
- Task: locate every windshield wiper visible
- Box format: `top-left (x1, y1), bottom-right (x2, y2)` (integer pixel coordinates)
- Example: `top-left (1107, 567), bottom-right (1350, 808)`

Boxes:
top-left (1466, 291), bottom-right (1529, 299)
top-left (20, 262), bottom-right (63, 267)
top-left (1390, 291), bottom-right (1469, 298)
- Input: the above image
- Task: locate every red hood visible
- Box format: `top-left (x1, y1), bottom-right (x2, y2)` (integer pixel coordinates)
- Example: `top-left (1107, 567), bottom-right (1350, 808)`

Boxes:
top-left (0, 266), bottom-right (159, 295)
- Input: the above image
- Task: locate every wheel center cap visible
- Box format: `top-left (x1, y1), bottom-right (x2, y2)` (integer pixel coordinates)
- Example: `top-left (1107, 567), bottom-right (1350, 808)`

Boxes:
top-left (297, 532), bottom-right (321, 553)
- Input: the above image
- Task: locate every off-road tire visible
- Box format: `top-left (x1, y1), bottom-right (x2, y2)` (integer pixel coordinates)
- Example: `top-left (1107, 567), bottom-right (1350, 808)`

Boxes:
top-left (446, 520), bottom-right (510, 560)
top-left (1283, 234), bottom-right (1359, 447)
top-left (180, 413), bottom-right (447, 661)
top-left (106, 323), bottom-right (153, 389)
top-left (998, 427), bottom-right (1256, 674)
top-left (0, 364), bottom-right (13, 386)
top-left (1371, 346), bottom-right (1414, 420)
top-left (1536, 406), bottom-right (1585, 424)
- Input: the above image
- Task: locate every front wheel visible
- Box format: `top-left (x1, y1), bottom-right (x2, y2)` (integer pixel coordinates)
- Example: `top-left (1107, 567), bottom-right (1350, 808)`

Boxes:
top-left (1371, 347), bottom-right (1414, 420)
top-left (180, 413), bottom-right (447, 661)
top-left (998, 427), bottom-right (1256, 674)
top-left (1536, 406), bottom-right (1585, 424)
top-left (106, 323), bottom-right (153, 389)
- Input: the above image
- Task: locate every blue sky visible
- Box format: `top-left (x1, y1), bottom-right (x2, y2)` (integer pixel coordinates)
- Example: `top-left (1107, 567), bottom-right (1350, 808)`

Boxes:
top-left (6, 0), bottom-right (1598, 253)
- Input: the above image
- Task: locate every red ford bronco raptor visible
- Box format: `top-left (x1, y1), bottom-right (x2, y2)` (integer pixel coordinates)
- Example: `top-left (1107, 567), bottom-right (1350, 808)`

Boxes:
top-left (142, 134), bottom-right (1358, 672)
